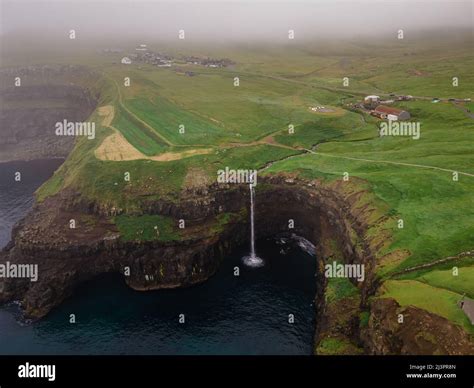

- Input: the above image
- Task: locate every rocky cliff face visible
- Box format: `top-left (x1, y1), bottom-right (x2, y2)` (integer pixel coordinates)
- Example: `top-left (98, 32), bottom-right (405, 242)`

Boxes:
top-left (0, 176), bottom-right (370, 319)
top-left (0, 174), bottom-right (471, 355)
top-left (361, 298), bottom-right (474, 354)
top-left (0, 66), bottom-right (98, 162)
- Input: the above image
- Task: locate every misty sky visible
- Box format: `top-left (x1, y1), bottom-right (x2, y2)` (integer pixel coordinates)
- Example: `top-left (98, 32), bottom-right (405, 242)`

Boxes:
top-left (1, 0), bottom-right (472, 42)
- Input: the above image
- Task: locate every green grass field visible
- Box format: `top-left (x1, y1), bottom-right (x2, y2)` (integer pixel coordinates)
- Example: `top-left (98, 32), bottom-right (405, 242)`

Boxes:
top-left (412, 267), bottom-right (474, 299)
top-left (380, 280), bottom-right (473, 334)
top-left (26, 34), bottom-right (474, 336)
top-left (115, 214), bottom-right (180, 242)
top-left (113, 105), bottom-right (168, 155)
top-left (326, 276), bottom-right (359, 303)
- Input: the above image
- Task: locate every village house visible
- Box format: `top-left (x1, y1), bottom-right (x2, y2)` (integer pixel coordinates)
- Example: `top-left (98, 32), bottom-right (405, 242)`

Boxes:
top-left (374, 105), bottom-right (411, 121)
top-left (121, 57), bottom-right (132, 65)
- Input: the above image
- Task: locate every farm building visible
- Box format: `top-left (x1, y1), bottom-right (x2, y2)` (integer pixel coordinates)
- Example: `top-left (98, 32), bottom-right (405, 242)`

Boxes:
top-left (374, 105), bottom-right (410, 120)
top-left (364, 95), bottom-right (380, 109)
top-left (121, 57), bottom-right (132, 65)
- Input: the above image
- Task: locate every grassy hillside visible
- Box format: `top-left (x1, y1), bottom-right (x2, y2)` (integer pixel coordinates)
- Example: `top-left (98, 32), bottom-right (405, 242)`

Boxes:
top-left (31, 36), bottom-right (474, 336)
top-left (380, 280), bottom-right (473, 335)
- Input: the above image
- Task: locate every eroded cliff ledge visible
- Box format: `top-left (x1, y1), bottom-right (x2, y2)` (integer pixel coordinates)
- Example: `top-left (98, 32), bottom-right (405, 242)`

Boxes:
top-left (0, 176), bottom-right (372, 314)
top-left (0, 175), bottom-right (472, 354)
top-left (0, 65), bottom-right (99, 162)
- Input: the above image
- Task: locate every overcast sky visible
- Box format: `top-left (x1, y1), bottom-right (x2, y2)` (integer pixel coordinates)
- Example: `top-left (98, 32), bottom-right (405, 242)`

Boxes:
top-left (1, 0), bottom-right (472, 42)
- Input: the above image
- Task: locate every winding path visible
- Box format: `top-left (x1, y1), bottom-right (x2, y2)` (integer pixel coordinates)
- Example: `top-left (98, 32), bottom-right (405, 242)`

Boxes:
top-left (303, 148), bottom-right (474, 178)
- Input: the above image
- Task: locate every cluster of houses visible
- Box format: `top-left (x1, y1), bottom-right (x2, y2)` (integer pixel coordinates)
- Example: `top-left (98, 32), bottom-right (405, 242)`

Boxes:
top-left (134, 51), bottom-right (174, 67)
top-left (102, 42), bottom-right (235, 70)
top-left (182, 55), bottom-right (234, 68)
top-left (117, 44), bottom-right (174, 67)
top-left (359, 93), bottom-right (471, 120)
top-left (362, 95), bottom-right (411, 121)
top-left (119, 49), bottom-right (234, 69)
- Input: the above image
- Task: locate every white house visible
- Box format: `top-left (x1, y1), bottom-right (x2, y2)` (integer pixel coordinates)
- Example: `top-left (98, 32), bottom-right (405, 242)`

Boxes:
top-left (121, 57), bottom-right (132, 65)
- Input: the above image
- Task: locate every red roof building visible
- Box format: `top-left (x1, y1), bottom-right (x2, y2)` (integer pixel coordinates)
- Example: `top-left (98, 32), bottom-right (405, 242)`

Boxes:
top-left (374, 105), bottom-right (410, 120)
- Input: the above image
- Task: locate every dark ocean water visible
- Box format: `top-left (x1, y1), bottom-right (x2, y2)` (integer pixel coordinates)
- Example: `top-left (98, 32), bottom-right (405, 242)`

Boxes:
top-left (0, 159), bottom-right (65, 248)
top-left (0, 159), bottom-right (317, 355)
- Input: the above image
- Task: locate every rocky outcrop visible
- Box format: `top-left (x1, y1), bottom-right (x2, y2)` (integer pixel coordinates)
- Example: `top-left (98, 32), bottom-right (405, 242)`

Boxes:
top-left (0, 176), bottom-right (374, 322)
top-left (1, 173), bottom-right (471, 354)
top-left (361, 298), bottom-right (474, 355)
top-left (0, 66), bottom-right (98, 162)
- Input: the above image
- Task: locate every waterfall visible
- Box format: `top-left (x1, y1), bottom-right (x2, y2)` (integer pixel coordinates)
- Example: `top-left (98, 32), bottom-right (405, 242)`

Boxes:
top-left (243, 183), bottom-right (264, 267)
top-left (250, 183), bottom-right (256, 258)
